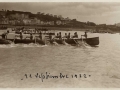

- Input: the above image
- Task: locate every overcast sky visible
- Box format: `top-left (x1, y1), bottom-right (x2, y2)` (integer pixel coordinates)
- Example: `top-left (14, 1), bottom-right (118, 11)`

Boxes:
top-left (0, 2), bottom-right (120, 25)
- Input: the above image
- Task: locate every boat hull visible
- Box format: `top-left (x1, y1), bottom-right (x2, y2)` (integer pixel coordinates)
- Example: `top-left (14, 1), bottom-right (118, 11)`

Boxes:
top-left (0, 38), bottom-right (45, 45)
top-left (52, 37), bottom-right (99, 46)
top-left (15, 39), bottom-right (45, 45)
top-left (0, 39), bottom-right (11, 44)
top-left (85, 37), bottom-right (99, 46)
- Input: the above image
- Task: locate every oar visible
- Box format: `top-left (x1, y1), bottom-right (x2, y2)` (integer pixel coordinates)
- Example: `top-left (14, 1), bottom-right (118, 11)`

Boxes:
top-left (73, 39), bottom-right (77, 44)
top-left (62, 38), bottom-right (68, 45)
top-left (53, 41), bottom-right (59, 45)
top-left (73, 39), bottom-right (80, 46)
top-left (52, 38), bottom-right (59, 45)
top-left (81, 35), bottom-right (89, 47)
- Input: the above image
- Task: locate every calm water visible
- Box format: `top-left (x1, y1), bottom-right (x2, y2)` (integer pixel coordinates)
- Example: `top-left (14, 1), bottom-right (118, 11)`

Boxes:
top-left (0, 30), bottom-right (120, 88)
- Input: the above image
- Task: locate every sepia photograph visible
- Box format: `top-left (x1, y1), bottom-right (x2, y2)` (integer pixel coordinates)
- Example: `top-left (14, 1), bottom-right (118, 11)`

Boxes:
top-left (0, 1), bottom-right (120, 88)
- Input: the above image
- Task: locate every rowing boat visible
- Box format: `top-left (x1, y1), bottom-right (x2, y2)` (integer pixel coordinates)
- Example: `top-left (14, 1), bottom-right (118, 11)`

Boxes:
top-left (50, 37), bottom-right (99, 46)
top-left (0, 37), bottom-right (99, 46)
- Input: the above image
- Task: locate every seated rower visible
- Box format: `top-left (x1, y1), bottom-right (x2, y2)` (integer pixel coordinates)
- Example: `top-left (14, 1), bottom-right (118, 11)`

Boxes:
top-left (30, 34), bottom-right (33, 40)
top-left (0, 30), bottom-right (9, 39)
top-left (39, 31), bottom-right (42, 40)
top-left (58, 32), bottom-right (62, 39)
top-left (81, 32), bottom-right (87, 39)
top-left (72, 32), bottom-right (78, 38)
top-left (62, 33), bottom-right (68, 38)
top-left (49, 33), bottom-right (52, 40)
top-left (52, 33), bottom-right (59, 40)
top-left (55, 33), bottom-right (59, 38)
top-left (20, 32), bottom-right (23, 40)
top-left (67, 33), bottom-right (71, 39)
top-left (25, 33), bottom-right (33, 40)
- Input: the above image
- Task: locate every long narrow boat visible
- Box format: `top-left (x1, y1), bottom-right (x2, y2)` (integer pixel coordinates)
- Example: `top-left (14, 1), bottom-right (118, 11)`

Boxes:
top-left (0, 37), bottom-right (99, 46)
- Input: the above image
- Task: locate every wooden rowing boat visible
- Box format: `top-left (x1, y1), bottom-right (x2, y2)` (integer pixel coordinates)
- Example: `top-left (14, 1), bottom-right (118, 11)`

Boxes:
top-left (0, 37), bottom-right (99, 46)
top-left (50, 37), bottom-right (99, 46)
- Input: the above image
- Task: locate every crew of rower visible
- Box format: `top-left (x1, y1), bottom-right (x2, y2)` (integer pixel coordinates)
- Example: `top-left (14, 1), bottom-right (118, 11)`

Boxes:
top-left (14, 30), bottom-right (43, 40)
top-left (81, 32), bottom-right (87, 39)
top-left (23, 31), bottom-right (87, 40)
top-left (54, 32), bottom-right (87, 39)
top-left (0, 29), bottom-right (88, 41)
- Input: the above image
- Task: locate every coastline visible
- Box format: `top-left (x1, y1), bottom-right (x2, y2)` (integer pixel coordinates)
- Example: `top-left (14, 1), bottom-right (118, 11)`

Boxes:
top-left (0, 25), bottom-right (120, 33)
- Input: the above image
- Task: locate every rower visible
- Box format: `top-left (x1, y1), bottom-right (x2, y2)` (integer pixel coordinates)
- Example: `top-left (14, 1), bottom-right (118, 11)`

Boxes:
top-left (72, 32), bottom-right (78, 38)
top-left (58, 32), bottom-right (62, 39)
top-left (30, 34), bottom-right (33, 40)
top-left (52, 33), bottom-right (58, 40)
top-left (55, 33), bottom-right (59, 38)
top-left (63, 33), bottom-right (67, 38)
top-left (49, 33), bottom-right (52, 40)
top-left (20, 32), bottom-right (23, 40)
top-left (67, 33), bottom-right (71, 39)
top-left (39, 31), bottom-right (42, 40)
top-left (81, 32), bottom-right (87, 39)
top-left (0, 30), bottom-right (9, 39)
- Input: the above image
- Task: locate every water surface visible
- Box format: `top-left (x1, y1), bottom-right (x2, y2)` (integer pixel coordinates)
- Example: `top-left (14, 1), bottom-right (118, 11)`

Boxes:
top-left (0, 30), bottom-right (120, 88)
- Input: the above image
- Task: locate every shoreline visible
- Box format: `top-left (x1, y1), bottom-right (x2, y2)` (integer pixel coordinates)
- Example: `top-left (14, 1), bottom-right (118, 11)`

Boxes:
top-left (0, 25), bottom-right (94, 31)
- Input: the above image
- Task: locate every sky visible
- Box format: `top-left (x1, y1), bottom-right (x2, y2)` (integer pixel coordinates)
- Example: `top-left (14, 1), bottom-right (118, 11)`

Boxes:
top-left (0, 2), bottom-right (120, 25)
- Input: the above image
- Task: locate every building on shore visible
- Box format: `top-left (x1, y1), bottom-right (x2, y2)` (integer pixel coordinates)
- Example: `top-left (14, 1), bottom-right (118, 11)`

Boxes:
top-left (0, 9), bottom-right (95, 27)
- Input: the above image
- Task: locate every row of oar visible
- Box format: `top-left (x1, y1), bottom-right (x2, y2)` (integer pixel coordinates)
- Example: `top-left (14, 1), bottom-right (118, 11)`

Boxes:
top-left (50, 38), bottom-right (90, 47)
top-left (11, 36), bottom-right (90, 47)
